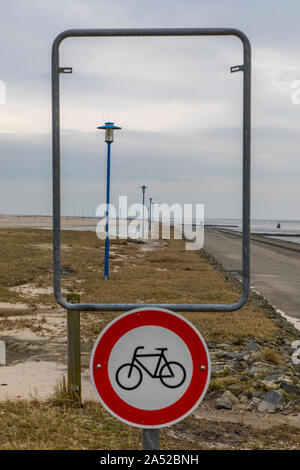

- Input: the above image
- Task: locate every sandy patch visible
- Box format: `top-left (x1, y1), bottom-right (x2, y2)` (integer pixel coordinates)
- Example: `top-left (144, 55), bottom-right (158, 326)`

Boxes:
top-left (31, 243), bottom-right (71, 251)
top-left (0, 312), bottom-right (66, 338)
top-left (0, 328), bottom-right (43, 342)
top-left (0, 302), bottom-right (29, 314)
top-left (0, 308), bottom-right (96, 401)
top-left (0, 361), bottom-right (96, 401)
top-left (10, 284), bottom-right (53, 296)
top-left (110, 253), bottom-right (130, 261)
top-left (140, 239), bottom-right (167, 251)
top-left (9, 283), bottom-right (68, 297)
top-left (0, 215), bottom-right (98, 230)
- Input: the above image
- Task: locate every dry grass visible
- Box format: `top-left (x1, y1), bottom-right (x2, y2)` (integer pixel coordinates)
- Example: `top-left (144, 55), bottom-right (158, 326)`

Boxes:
top-left (0, 398), bottom-right (205, 450)
top-left (0, 399), bottom-right (299, 450)
top-left (0, 315), bottom-right (49, 333)
top-left (0, 228), bottom-right (278, 344)
top-left (208, 376), bottom-right (255, 396)
top-left (257, 347), bottom-right (282, 365)
top-left (0, 400), bottom-right (140, 450)
top-left (52, 376), bottom-right (82, 406)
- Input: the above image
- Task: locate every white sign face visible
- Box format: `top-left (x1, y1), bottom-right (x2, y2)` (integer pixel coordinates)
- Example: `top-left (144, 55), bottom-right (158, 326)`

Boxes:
top-left (90, 308), bottom-right (211, 428)
top-left (108, 325), bottom-right (193, 410)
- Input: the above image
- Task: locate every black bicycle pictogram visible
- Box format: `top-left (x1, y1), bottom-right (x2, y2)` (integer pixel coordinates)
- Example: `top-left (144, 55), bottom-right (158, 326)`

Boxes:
top-left (115, 346), bottom-right (186, 390)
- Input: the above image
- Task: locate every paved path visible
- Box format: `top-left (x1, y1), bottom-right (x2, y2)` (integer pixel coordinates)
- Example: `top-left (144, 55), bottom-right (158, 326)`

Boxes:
top-left (204, 229), bottom-right (300, 322)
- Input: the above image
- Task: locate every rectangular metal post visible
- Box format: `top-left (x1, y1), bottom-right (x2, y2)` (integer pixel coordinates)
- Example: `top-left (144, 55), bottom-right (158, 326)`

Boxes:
top-left (67, 293), bottom-right (81, 400)
top-left (142, 429), bottom-right (160, 450)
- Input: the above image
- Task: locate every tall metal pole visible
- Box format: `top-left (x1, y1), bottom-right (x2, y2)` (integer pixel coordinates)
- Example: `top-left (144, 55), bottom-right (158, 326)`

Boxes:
top-left (104, 141), bottom-right (111, 280)
top-left (142, 429), bottom-right (160, 450)
top-left (140, 185), bottom-right (148, 239)
top-left (142, 190), bottom-right (145, 239)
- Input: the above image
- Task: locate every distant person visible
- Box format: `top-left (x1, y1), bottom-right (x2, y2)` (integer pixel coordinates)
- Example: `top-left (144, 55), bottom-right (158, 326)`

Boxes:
top-left (277, 223), bottom-right (281, 229)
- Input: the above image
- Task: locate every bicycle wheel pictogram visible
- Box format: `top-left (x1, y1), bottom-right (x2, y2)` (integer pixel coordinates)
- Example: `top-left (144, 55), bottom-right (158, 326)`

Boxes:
top-left (116, 363), bottom-right (143, 390)
top-left (159, 361), bottom-right (186, 388)
top-left (115, 346), bottom-right (187, 390)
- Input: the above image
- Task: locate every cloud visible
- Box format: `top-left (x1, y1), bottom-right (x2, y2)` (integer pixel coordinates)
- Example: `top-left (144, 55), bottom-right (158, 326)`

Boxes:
top-left (0, 1), bottom-right (300, 218)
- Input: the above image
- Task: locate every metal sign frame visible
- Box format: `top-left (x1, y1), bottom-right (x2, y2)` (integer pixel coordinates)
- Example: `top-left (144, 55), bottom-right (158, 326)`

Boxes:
top-left (52, 28), bottom-right (251, 313)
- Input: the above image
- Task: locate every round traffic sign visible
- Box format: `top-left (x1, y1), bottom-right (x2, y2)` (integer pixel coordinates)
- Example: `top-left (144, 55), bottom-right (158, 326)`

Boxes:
top-left (90, 307), bottom-right (211, 428)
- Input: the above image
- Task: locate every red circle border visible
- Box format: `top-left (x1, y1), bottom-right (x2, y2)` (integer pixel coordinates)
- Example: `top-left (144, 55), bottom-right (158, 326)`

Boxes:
top-left (91, 309), bottom-right (210, 427)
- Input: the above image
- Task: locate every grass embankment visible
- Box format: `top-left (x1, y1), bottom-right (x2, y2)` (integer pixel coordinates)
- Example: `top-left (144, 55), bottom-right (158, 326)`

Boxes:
top-left (0, 400), bottom-right (299, 450)
top-left (1, 228), bottom-right (298, 450)
top-left (0, 228), bottom-right (277, 343)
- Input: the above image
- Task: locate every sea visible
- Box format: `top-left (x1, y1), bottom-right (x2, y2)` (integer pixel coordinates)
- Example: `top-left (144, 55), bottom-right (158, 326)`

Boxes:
top-left (205, 219), bottom-right (300, 245)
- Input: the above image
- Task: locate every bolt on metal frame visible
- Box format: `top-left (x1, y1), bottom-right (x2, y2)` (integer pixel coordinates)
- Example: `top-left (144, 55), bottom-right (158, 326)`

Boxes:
top-left (52, 27), bottom-right (251, 313)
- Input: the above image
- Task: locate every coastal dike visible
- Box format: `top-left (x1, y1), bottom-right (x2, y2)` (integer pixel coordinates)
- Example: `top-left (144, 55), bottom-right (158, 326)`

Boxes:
top-left (201, 235), bottom-right (300, 418)
top-left (204, 227), bottom-right (300, 324)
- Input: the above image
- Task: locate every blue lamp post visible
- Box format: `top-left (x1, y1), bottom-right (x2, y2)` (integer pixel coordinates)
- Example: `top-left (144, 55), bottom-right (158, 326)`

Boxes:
top-left (97, 122), bottom-right (121, 280)
top-left (140, 185), bottom-right (148, 239)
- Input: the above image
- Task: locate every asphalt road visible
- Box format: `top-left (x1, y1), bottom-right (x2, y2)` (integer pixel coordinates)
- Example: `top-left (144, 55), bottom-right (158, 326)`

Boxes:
top-left (204, 229), bottom-right (300, 321)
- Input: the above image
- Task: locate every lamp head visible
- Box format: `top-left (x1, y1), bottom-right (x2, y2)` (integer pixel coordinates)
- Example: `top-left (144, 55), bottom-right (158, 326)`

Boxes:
top-left (97, 122), bottom-right (121, 142)
top-left (140, 185), bottom-right (148, 194)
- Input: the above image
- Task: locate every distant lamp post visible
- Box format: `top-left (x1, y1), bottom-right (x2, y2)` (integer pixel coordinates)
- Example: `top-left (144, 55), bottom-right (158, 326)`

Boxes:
top-left (140, 185), bottom-right (148, 239)
top-left (149, 197), bottom-right (153, 232)
top-left (97, 122), bottom-right (121, 280)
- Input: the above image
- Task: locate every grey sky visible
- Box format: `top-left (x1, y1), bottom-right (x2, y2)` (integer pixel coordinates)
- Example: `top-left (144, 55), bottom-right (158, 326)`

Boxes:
top-left (0, 0), bottom-right (300, 218)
